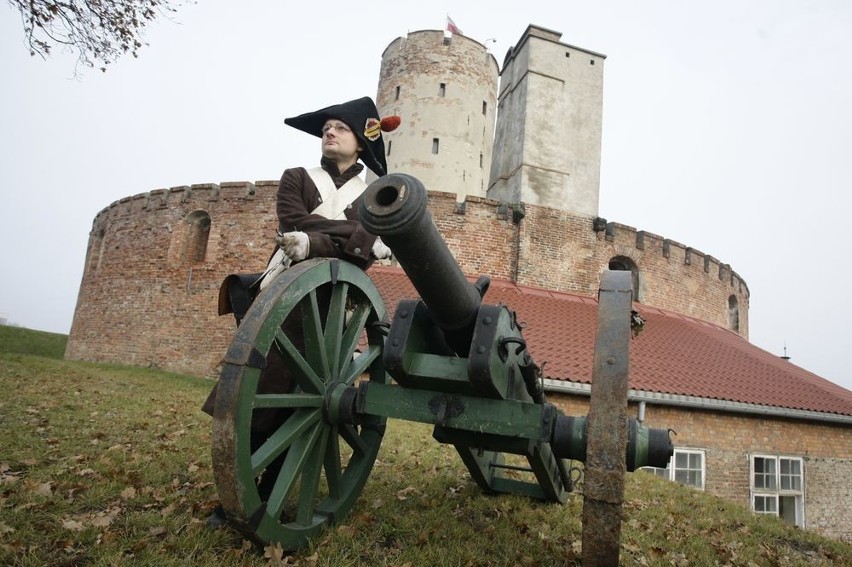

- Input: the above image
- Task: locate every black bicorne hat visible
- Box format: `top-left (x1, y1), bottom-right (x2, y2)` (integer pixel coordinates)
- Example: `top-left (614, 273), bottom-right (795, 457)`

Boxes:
top-left (284, 96), bottom-right (401, 177)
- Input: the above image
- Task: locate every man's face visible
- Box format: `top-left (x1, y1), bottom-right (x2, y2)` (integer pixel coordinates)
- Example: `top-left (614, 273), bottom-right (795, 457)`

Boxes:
top-left (321, 119), bottom-right (361, 163)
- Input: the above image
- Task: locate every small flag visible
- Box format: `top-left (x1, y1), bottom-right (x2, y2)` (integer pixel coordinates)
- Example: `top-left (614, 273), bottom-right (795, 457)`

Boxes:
top-left (446, 16), bottom-right (463, 35)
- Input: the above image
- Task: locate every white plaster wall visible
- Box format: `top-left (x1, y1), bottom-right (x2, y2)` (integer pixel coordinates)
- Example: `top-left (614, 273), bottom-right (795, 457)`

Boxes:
top-left (488, 25), bottom-right (604, 217)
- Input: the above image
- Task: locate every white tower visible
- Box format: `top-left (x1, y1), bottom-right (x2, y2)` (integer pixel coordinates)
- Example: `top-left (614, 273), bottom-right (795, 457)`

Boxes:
top-left (376, 30), bottom-right (499, 200)
top-left (488, 25), bottom-right (605, 217)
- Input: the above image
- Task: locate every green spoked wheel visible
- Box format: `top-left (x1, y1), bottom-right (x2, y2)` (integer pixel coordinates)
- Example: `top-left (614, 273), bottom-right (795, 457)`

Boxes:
top-left (212, 258), bottom-right (388, 549)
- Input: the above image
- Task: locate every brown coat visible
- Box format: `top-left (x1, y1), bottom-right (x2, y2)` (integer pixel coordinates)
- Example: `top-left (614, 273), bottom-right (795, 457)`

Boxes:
top-left (275, 157), bottom-right (377, 270)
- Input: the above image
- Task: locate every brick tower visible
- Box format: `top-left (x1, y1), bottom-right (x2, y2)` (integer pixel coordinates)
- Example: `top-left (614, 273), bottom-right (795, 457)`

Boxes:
top-left (375, 30), bottom-right (499, 200)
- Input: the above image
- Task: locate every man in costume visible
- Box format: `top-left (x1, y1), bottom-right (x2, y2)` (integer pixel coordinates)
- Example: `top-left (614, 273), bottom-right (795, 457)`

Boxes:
top-left (268, 96), bottom-right (398, 280)
top-left (204, 97), bottom-right (399, 526)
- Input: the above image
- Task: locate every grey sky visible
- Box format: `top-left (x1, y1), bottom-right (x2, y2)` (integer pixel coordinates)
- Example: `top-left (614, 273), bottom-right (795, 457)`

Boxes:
top-left (2, 1), bottom-right (850, 392)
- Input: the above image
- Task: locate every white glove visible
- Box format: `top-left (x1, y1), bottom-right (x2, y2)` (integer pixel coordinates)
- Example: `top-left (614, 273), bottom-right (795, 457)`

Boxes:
top-left (371, 237), bottom-right (392, 260)
top-left (275, 231), bottom-right (310, 261)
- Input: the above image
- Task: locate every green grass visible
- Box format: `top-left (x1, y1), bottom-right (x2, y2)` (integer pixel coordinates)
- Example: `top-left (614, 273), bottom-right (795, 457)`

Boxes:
top-left (0, 325), bottom-right (67, 359)
top-left (1, 326), bottom-right (850, 566)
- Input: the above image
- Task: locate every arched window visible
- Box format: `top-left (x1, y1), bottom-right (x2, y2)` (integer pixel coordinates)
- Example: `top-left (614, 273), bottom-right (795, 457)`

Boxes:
top-left (608, 255), bottom-right (640, 302)
top-left (728, 295), bottom-right (740, 332)
top-left (183, 210), bottom-right (211, 265)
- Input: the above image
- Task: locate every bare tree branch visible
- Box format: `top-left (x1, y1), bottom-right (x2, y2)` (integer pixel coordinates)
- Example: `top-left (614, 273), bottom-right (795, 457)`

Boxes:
top-left (8, 0), bottom-right (191, 72)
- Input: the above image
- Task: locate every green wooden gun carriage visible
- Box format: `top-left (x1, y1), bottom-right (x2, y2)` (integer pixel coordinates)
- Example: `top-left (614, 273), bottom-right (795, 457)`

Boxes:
top-left (210, 173), bottom-right (673, 550)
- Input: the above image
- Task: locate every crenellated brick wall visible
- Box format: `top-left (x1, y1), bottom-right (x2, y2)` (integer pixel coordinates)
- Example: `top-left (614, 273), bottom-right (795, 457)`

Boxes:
top-left (427, 191), bottom-right (749, 336)
top-left (66, 183), bottom-right (750, 378)
top-left (66, 181), bottom-right (280, 377)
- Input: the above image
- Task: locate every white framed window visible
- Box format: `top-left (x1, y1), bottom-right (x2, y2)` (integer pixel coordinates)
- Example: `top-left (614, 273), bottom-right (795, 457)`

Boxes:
top-left (750, 455), bottom-right (804, 528)
top-left (642, 448), bottom-right (705, 490)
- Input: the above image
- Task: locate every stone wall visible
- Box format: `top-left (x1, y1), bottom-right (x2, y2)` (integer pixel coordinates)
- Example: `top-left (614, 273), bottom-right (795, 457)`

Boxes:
top-left (66, 181), bottom-right (280, 377)
top-left (429, 191), bottom-right (749, 336)
top-left (66, 184), bottom-right (749, 377)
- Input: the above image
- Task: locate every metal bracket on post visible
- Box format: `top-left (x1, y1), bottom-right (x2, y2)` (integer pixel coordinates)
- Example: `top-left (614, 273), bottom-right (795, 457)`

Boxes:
top-left (582, 270), bottom-right (633, 566)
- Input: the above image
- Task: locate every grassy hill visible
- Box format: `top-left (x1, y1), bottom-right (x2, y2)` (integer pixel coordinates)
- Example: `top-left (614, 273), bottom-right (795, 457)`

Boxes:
top-left (0, 326), bottom-right (849, 565)
top-left (0, 324), bottom-right (67, 358)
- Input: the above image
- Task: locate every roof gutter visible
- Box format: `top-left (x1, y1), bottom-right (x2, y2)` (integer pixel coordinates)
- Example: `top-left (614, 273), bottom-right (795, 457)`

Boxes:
top-left (544, 379), bottom-right (852, 425)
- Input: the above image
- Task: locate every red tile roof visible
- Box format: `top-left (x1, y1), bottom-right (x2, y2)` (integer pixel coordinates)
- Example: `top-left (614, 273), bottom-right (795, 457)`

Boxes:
top-left (367, 266), bottom-right (852, 418)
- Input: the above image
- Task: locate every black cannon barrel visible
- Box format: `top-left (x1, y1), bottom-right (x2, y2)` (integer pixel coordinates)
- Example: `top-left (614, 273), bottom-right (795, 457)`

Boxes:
top-left (359, 173), bottom-right (482, 345)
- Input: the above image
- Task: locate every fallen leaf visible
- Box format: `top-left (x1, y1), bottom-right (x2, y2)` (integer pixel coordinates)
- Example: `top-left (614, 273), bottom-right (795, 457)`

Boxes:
top-left (35, 482), bottom-right (53, 497)
top-left (264, 541), bottom-right (294, 566)
top-left (61, 519), bottom-right (85, 532)
top-left (648, 546), bottom-right (665, 558)
top-left (237, 539), bottom-right (253, 556)
top-left (0, 522), bottom-right (14, 534)
top-left (90, 515), bottom-right (114, 528)
top-left (121, 486), bottom-right (137, 500)
top-left (396, 486), bottom-right (419, 500)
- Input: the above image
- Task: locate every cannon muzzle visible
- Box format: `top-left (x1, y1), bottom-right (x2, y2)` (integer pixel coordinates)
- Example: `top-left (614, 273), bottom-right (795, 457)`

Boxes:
top-left (552, 415), bottom-right (674, 471)
top-left (359, 173), bottom-right (482, 354)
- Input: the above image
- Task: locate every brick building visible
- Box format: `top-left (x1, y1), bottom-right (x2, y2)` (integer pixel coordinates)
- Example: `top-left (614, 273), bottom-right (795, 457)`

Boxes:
top-left (66, 24), bottom-right (852, 540)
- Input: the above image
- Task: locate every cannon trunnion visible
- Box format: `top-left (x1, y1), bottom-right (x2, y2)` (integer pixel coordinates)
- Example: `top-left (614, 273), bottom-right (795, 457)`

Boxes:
top-left (211, 173), bottom-right (674, 554)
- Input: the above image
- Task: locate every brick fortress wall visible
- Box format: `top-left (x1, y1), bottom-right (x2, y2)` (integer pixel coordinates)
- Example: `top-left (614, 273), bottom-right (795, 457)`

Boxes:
top-left (66, 181), bottom-right (278, 377)
top-left (429, 191), bottom-right (749, 336)
top-left (66, 183), bottom-right (749, 377)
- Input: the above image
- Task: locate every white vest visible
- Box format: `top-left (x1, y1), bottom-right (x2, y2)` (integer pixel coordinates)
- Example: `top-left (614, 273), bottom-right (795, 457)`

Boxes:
top-left (258, 168), bottom-right (368, 289)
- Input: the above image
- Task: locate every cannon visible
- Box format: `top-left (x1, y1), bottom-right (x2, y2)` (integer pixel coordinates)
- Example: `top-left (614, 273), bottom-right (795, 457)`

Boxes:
top-left (211, 173), bottom-right (673, 553)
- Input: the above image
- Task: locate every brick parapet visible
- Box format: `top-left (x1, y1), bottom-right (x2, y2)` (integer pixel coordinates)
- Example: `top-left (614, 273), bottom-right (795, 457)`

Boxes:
top-left (68, 181), bottom-right (751, 380)
top-left (424, 191), bottom-right (750, 337)
top-left (68, 181), bottom-right (281, 377)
